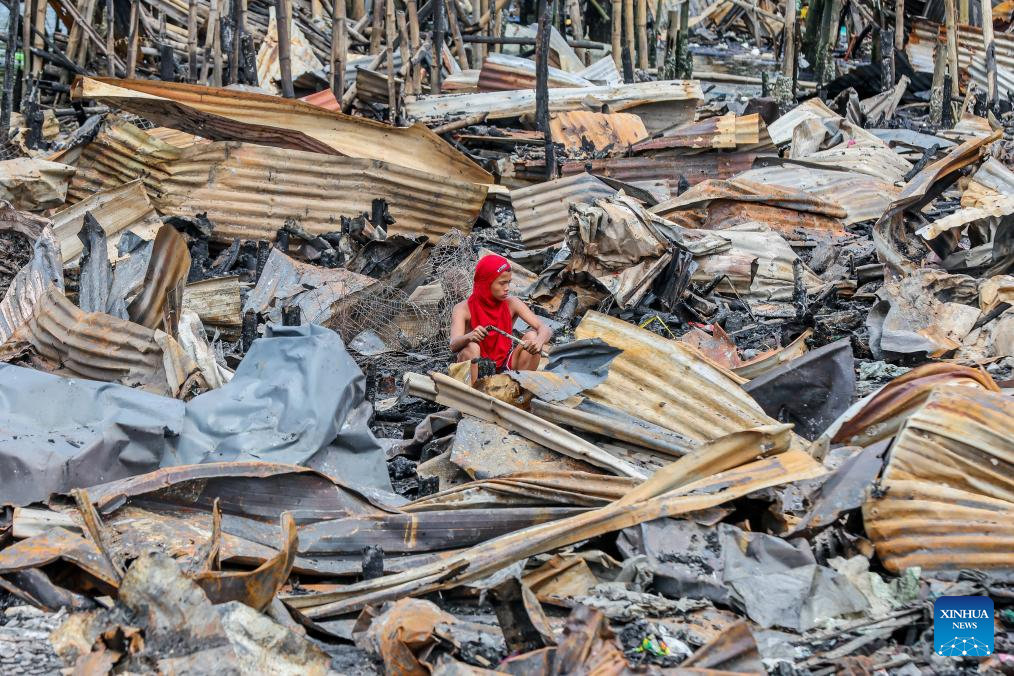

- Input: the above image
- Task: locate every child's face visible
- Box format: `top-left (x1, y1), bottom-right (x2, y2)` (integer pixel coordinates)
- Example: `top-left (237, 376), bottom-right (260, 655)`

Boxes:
top-left (490, 271), bottom-right (512, 301)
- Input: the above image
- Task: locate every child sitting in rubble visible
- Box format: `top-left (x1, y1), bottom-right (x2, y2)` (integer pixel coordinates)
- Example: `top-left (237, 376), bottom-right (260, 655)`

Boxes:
top-left (449, 253), bottom-right (553, 382)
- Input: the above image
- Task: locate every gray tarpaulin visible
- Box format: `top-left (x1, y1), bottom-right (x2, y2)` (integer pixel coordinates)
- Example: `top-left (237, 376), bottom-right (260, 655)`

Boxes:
top-left (0, 324), bottom-right (392, 506)
top-left (0, 364), bottom-right (185, 506)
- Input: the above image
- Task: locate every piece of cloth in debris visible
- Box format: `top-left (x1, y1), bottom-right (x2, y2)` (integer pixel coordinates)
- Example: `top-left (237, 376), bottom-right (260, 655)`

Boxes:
top-left (467, 253), bottom-right (514, 369)
top-left (171, 323), bottom-right (391, 491)
top-left (0, 363), bottom-right (185, 506)
top-left (618, 520), bottom-right (868, 631)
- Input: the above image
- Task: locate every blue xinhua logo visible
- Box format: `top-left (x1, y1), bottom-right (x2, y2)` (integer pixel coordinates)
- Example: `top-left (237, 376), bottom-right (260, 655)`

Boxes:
top-left (934, 596), bottom-right (994, 657)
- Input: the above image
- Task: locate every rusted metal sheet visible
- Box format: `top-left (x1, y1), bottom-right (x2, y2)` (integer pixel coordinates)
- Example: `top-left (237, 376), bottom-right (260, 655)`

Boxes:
top-left (731, 329), bottom-right (813, 380)
top-left (0, 219), bottom-right (61, 346)
top-left (680, 621), bottom-right (763, 672)
top-left (149, 141), bottom-right (488, 245)
top-left (559, 153), bottom-right (757, 187)
top-left (1, 286), bottom-right (198, 396)
top-left (300, 88), bottom-right (342, 112)
top-left (863, 386), bottom-right (1014, 575)
top-left (145, 127), bottom-right (211, 149)
top-left (354, 68), bottom-right (403, 106)
top-left (194, 513), bottom-right (298, 611)
top-left (86, 462), bottom-right (392, 522)
top-left (52, 180), bottom-right (164, 263)
top-left (632, 114), bottom-right (761, 152)
top-left (572, 311), bottom-right (790, 444)
top-left (477, 53), bottom-right (594, 92)
top-left (0, 158), bottom-right (75, 211)
top-left (548, 111), bottom-right (648, 152)
top-left (907, 19), bottom-right (1014, 97)
top-left (126, 225), bottom-right (190, 330)
top-left (405, 80), bottom-right (704, 123)
top-left (450, 416), bottom-right (597, 477)
top-left (73, 77), bottom-right (492, 185)
top-left (510, 173), bottom-right (616, 248)
top-left (0, 527), bottom-right (120, 592)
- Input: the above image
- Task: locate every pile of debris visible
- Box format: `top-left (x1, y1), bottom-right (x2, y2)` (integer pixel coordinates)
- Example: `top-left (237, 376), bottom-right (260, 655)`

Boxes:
top-left (1, 0), bottom-right (1014, 672)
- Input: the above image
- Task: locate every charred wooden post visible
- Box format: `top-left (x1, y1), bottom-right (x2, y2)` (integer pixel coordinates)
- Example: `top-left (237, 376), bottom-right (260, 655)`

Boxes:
top-left (880, 28), bottom-right (894, 89)
top-left (675, 0), bottom-right (690, 78)
top-left (105, 0), bottom-right (115, 76)
top-left (386, 0), bottom-right (399, 121)
top-left (370, 0), bottom-right (384, 53)
top-left (2, 8), bottom-right (19, 133)
top-left (660, 8), bottom-right (678, 78)
top-left (471, 0), bottom-right (483, 64)
top-left (815, 0), bottom-right (840, 86)
top-left (407, 0), bottom-right (421, 92)
top-left (611, 0), bottom-right (621, 67)
top-left (241, 311), bottom-right (258, 351)
top-left (231, 0), bottom-right (246, 84)
top-left (492, 0), bottom-right (504, 53)
top-left (277, 0), bottom-right (296, 97)
top-left (929, 42), bottom-right (945, 124)
top-left (621, 44), bottom-right (633, 82)
top-left (354, 0), bottom-right (366, 19)
top-left (623, 0), bottom-right (635, 74)
top-left (397, 10), bottom-right (411, 92)
top-left (31, 0), bottom-right (46, 78)
top-left (568, 0), bottom-right (587, 64)
top-left (943, 0), bottom-right (959, 100)
top-left (636, 0), bottom-right (648, 70)
top-left (213, 3), bottom-right (226, 85)
top-left (432, 0), bottom-right (445, 93)
top-left (536, 0), bottom-right (556, 178)
top-left (445, 0), bottom-right (469, 69)
top-left (982, 0), bottom-right (997, 108)
top-left (332, 0), bottom-right (348, 98)
top-left (22, 0), bottom-right (32, 99)
top-left (188, 0), bottom-right (199, 81)
top-left (942, 73), bottom-right (954, 126)
top-left (894, 0), bottom-right (903, 52)
top-left (781, 0), bottom-right (796, 77)
top-left (201, 0), bottom-right (220, 83)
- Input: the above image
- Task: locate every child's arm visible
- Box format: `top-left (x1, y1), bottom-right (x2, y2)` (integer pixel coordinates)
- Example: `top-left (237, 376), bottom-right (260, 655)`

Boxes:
top-left (449, 303), bottom-right (488, 353)
top-left (509, 297), bottom-right (553, 354)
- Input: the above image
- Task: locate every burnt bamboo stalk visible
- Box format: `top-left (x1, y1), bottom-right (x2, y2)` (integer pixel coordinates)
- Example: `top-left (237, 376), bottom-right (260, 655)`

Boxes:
top-left (277, 0), bottom-right (294, 96)
top-left (407, 0), bottom-right (420, 90)
top-left (677, 0), bottom-right (689, 77)
top-left (982, 0), bottom-right (997, 107)
top-left (105, 0), bottom-right (114, 76)
top-left (943, 0), bottom-right (959, 99)
top-left (445, 0), bottom-right (468, 69)
top-left (32, 0), bottom-right (47, 76)
top-left (492, 0), bottom-right (503, 52)
top-left (782, 0), bottom-right (795, 76)
top-left (353, 0), bottom-right (365, 19)
top-left (188, 0), bottom-right (199, 80)
top-left (569, 0), bottom-right (587, 64)
top-left (386, 0), bottom-right (398, 121)
top-left (894, 0), bottom-right (903, 51)
top-left (370, 0), bottom-right (383, 52)
top-left (432, 0), bottom-right (444, 93)
top-left (636, 0), bottom-right (648, 69)
top-left (2, 5), bottom-right (18, 131)
top-left (66, 0), bottom-right (85, 68)
top-left (213, 0), bottom-right (225, 85)
top-left (126, 0), bottom-right (139, 78)
top-left (536, 0), bottom-right (555, 178)
top-left (611, 0), bottom-right (621, 66)
top-left (472, 0), bottom-right (483, 64)
top-left (200, 0), bottom-right (220, 83)
top-left (623, 0), bottom-right (634, 73)
top-left (22, 0), bottom-right (32, 96)
top-left (231, 0), bottom-right (245, 83)
top-left (397, 9), bottom-right (410, 93)
top-left (332, 0), bottom-right (347, 98)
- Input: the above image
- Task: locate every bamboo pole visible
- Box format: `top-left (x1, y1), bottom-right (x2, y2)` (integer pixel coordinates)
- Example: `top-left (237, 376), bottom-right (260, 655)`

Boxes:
top-left (126, 0), bottom-right (140, 78)
top-left (569, 0), bottom-right (587, 64)
top-left (370, 0), bottom-right (383, 52)
top-left (333, 0), bottom-right (348, 98)
top-left (958, 0), bottom-right (968, 24)
top-left (943, 0), bottom-right (959, 99)
top-left (894, 0), bottom-right (903, 51)
top-left (386, 0), bottom-right (398, 121)
top-left (231, 0), bottom-right (246, 83)
top-left (66, 0), bottom-right (86, 68)
top-left (432, 0), bottom-right (444, 93)
top-left (312, 0), bottom-right (324, 19)
top-left (611, 0), bottom-right (621, 66)
top-left (277, 0), bottom-right (295, 96)
top-left (105, 0), bottom-right (115, 76)
top-left (397, 9), bottom-right (411, 93)
top-left (407, 0), bottom-right (420, 91)
top-left (213, 0), bottom-right (225, 85)
top-left (2, 5), bottom-right (18, 129)
top-left (536, 0), bottom-right (556, 178)
top-left (445, 0), bottom-right (469, 69)
top-left (32, 0), bottom-right (47, 76)
top-left (473, 0), bottom-right (485, 63)
top-left (623, 0), bottom-right (635, 72)
top-left (22, 0), bottom-right (33, 96)
top-left (636, 0), bottom-right (648, 69)
top-left (492, 0), bottom-right (503, 53)
top-left (982, 0), bottom-right (997, 107)
top-left (354, 0), bottom-right (366, 19)
top-left (188, 0), bottom-right (199, 80)
top-left (200, 0), bottom-right (219, 83)
top-left (782, 0), bottom-right (795, 76)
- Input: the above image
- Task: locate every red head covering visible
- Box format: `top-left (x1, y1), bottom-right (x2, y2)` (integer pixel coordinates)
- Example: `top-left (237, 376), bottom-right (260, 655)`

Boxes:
top-left (467, 254), bottom-right (513, 367)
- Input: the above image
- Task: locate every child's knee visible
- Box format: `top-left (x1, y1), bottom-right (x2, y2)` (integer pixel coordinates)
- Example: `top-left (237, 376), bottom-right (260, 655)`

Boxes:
top-left (457, 342), bottom-right (480, 361)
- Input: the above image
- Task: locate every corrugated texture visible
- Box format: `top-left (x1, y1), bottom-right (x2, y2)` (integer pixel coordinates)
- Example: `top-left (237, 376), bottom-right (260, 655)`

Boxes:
top-left (73, 77), bottom-right (492, 185)
top-left (559, 153), bottom-right (757, 187)
top-left (511, 173), bottom-right (616, 248)
top-left (0, 227), bottom-right (62, 345)
top-left (907, 19), bottom-right (1014, 96)
top-left (2, 286), bottom-right (192, 395)
top-left (578, 56), bottom-right (621, 85)
top-left (355, 68), bottom-right (403, 106)
top-left (126, 225), bottom-right (191, 330)
top-left (549, 111), bottom-right (648, 152)
top-left (767, 97), bottom-right (885, 147)
top-left (153, 142), bottom-right (488, 244)
top-left (477, 53), bottom-right (594, 92)
top-left (653, 178), bottom-right (847, 219)
top-left (735, 164), bottom-right (899, 224)
top-left (145, 126), bottom-right (211, 148)
top-left (573, 311), bottom-right (785, 444)
top-left (51, 180), bottom-right (163, 262)
top-left (405, 80), bottom-right (703, 123)
top-left (300, 88), bottom-right (342, 112)
top-left (633, 114), bottom-right (761, 152)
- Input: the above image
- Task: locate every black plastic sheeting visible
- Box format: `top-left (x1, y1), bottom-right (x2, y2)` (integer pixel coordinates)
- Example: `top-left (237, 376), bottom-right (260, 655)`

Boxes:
top-left (0, 324), bottom-right (391, 506)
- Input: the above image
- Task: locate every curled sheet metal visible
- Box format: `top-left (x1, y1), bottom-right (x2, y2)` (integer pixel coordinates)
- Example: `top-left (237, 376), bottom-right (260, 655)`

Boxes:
top-left (509, 338), bottom-right (623, 403)
top-left (126, 225), bottom-right (191, 330)
top-left (0, 226), bottom-right (62, 345)
top-left (478, 53), bottom-right (593, 91)
top-left (632, 114), bottom-right (761, 151)
top-left (51, 179), bottom-right (163, 263)
top-left (548, 111), bottom-right (649, 152)
top-left (863, 386), bottom-right (1014, 576)
top-left (511, 173), bottom-right (617, 249)
top-left (559, 153), bottom-right (756, 187)
top-left (74, 77), bottom-right (492, 185)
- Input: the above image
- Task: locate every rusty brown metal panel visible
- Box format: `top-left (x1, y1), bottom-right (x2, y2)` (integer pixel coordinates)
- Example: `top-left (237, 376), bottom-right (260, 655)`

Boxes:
top-left (126, 225), bottom-right (191, 330)
top-left (477, 53), bottom-right (593, 92)
top-left (73, 77), bottom-right (492, 185)
top-left (560, 153), bottom-right (757, 186)
top-left (510, 173), bottom-right (616, 248)
top-left (632, 114), bottom-right (761, 152)
top-left (548, 111), bottom-right (648, 152)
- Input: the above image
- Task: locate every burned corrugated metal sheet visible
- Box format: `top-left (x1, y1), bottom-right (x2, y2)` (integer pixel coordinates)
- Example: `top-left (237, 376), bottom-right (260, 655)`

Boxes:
top-left (559, 153), bottom-right (757, 187)
top-left (573, 311), bottom-right (792, 444)
top-left (403, 471), bottom-right (638, 511)
top-left (907, 19), bottom-right (1014, 97)
top-left (354, 69), bottom-right (403, 106)
top-left (152, 142), bottom-right (488, 244)
top-left (52, 180), bottom-right (163, 263)
top-left (632, 114), bottom-right (761, 152)
top-left (510, 173), bottom-right (616, 248)
top-left (548, 111), bottom-right (648, 152)
top-left (126, 225), bottom-right (190, 330)
top-left (300, 88), bottom-right (342, 112)
top-left (0, 227), bottom-right (62, 346)
top-left (863, 386), bottom-right (1014, 576)
top-left (73, 77), bottom-right (492, 185)
top-left (477, 53), bottom-right (594, 92)
top-left (405, 80), bottom-right (703, 123)
top-left (1, 286), bottom-right (198, 396)
top-left (145, 127), bottom-right (211, 149)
